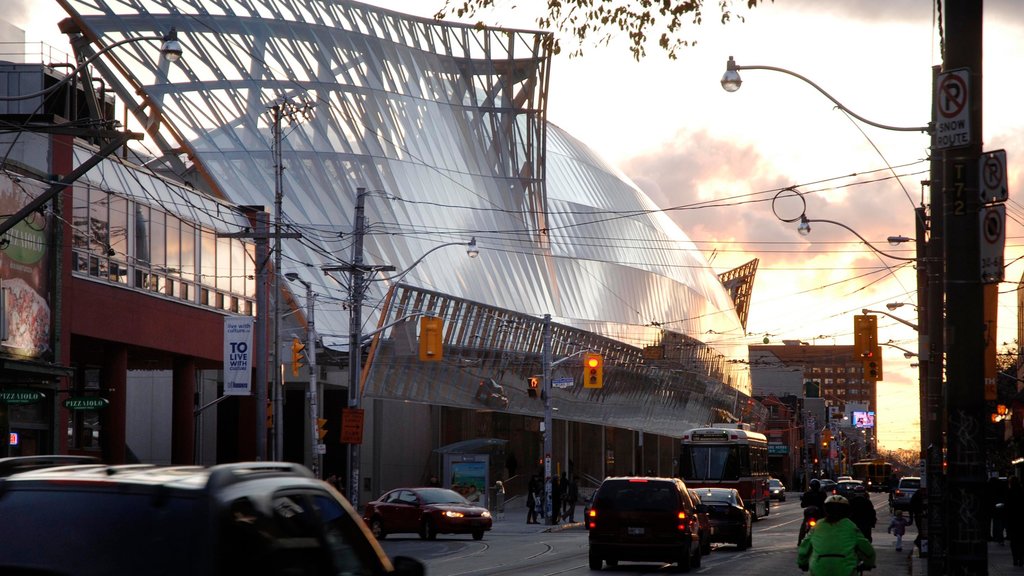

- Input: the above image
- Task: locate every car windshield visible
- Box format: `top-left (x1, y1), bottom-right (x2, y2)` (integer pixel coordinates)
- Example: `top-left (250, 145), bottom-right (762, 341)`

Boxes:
top-left (594, 480), bottom-right (679, 511)
top-left (769, 480), bottom-right (782, 488)
top-left (900, 479), bottom-right (921, 490)
top-left (418, 488), bottom-right (471, 505)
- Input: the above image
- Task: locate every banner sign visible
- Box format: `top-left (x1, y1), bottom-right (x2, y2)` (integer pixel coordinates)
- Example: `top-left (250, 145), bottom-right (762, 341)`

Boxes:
top-left (223, 316), bottom-right (254, 396)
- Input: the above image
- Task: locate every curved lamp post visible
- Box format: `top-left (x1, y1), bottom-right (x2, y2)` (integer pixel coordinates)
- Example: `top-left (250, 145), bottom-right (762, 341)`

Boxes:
top-left (0, 28), bottom-right (182, 102)
top-left (720, 56), bottom-right (930, 133)
top-left (324, 230), bottom-right (479, 509)
top-left (862, 308), bottom-right (919, 332)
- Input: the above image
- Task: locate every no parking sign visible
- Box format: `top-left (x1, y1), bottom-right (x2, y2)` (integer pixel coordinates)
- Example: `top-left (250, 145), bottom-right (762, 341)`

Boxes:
top-left (979, 204), bottom-right (1005, 283)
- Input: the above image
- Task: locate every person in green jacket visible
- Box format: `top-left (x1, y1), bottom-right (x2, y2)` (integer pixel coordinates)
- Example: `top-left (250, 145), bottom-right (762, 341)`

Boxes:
top-left (798, 495), bottom-right (876, 575)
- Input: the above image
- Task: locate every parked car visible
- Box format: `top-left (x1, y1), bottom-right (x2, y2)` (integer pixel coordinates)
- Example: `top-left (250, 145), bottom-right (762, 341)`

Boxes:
top-left (363, 487), bottom-right (492, 540)
top-left (0, 459), bottom-right (423, 576)
top-left (696, 487), bottom-right (753, 550)
top-left (587, 476), bottom-right (702, 571)
top-left (892, 476), bottom-right (921, 512)
top-left (835, 479), bottom-right (866, 500)
top-left (688, 488), bottom-right (713, 555)
top-left (768, 478), bottom-right (787, 501)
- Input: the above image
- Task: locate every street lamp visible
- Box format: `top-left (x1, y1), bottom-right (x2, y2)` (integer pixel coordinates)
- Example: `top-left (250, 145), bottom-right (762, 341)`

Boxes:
top-left (861, 308), bottom-right (919, 332)
top-left (720, 56), bottom-right (930, 133)
top-left (323, 190), bottom-right (479, 509)
top-left (285, 272), bottom-right (319, 478)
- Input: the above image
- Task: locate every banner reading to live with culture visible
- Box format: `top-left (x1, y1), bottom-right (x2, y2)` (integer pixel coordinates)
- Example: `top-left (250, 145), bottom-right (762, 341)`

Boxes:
top-left (223, 316), bottom-right (254, 395)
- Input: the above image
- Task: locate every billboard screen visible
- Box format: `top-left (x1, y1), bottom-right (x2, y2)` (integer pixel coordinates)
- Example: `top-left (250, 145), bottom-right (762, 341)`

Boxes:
top-left (852, 411), bottom-right (875, 429)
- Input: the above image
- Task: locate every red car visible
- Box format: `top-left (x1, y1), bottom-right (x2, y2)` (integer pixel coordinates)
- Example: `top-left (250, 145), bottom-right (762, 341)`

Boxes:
top-left (364, 487), bottom-right (492, 540)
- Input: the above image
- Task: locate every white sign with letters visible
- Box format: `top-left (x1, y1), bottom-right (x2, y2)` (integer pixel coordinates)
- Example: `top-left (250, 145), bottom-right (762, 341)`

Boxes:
top-left (935, 69), bottom-right (970, 149)
top-left (224, 316), bottom-right (254, 395)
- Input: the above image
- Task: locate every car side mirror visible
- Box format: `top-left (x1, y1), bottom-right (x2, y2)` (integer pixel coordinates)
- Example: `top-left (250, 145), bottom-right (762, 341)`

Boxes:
top-left (392, 556), bottom-right (426, 576)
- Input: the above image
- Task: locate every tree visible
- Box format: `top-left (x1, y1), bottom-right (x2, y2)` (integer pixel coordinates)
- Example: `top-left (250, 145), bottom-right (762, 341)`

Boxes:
top-left (436, 0), bottom-right (770, 61)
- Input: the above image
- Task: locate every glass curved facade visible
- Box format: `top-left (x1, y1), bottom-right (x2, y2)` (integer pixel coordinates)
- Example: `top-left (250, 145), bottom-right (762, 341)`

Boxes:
top-left (59, 0), bottom-right (757, 434)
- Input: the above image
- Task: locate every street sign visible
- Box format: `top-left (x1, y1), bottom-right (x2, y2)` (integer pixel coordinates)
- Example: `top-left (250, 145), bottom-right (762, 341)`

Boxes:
top-left (935, 69), bottom-right (970, 149)
top-left (979, 204), bottom-right (1005, 283)
top-left (552, 377), bottom-right (574, 389)
top-left (316, 443), bottom-right (327, 454)
top-left (340, 408), bottom-right (364, 444)
top-left (979, 149), bottom-right (1008, 203)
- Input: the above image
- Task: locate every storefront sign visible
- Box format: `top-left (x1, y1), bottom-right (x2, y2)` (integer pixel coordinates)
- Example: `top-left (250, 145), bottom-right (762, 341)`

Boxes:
top-left (0, 389), bottom-right (44, 404)
top-left (63, 397), bottom-right (110, 410)
top-left (768, 443), bottom-right (788, 455)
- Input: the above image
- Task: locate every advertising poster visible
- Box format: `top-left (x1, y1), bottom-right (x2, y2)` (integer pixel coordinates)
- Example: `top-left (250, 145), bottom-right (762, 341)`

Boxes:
top-left (0, 175), bottom-right (52, 360)
top-left (443, 454), bottom-right (489, 508)
top-left (223, 316), bottom-right (254, 395)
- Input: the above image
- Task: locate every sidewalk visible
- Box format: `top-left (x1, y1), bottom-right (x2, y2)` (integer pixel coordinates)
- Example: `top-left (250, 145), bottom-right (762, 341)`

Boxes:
top-left (489, 498), bottom-right (585, 535)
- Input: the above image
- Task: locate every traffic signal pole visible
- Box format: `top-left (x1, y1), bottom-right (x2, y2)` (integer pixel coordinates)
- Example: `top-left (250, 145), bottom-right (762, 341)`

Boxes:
top-left (542, 314), bottom-right (554, 525)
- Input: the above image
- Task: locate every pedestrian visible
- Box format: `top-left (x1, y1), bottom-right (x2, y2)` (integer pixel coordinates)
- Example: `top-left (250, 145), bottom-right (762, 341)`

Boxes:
top-left (849, 491), bottom-right (876, 542)
top-left (888, 510), bottom-right (911, 552)
top-left (564, 474), bottom-right (579, 522)
top-left (1006, 475), bottom-right (1024, 566)
top-left (526, 474), bottom-right (539, 524)
top-left (909, 486), bottom-right (926, 553)
top-left (989, 475), bottom-right (1007, 544)
top-left (551, 473), bottom-right (562, 524)
top-left (494, 480), bottom-right (505, 519)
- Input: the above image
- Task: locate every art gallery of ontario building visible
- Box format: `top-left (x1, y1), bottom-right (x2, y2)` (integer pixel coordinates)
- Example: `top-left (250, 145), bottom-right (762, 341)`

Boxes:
top-left (0, 0), bottom-right (763, 506)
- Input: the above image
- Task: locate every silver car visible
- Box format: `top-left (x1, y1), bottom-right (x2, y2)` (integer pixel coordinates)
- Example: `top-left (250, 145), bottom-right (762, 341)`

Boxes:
top-left (892, 476), bottom-right (921, 512)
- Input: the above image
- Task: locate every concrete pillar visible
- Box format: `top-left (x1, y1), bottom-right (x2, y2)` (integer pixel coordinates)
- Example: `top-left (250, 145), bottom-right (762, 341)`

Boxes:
top-left (172, 356), bottom-right (196, 464)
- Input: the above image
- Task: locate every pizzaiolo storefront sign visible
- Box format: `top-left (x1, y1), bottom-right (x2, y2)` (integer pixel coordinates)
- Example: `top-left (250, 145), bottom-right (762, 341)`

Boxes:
top-left (63, 397), bottom-right (110, 410)
top-left (0, 389), bottom-right (45, 404)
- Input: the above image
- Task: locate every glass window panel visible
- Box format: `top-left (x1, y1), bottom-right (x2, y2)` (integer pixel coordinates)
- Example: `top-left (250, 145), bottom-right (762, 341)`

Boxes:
top-left (150, 210), bottom-right (166, 269)
top-left (108, 195), bottom-right (128, 260)
top-left (89, 189), bottom-right (109, 254)
top-left (230, 239), bottom-right (246, 295)
top-left (134, 204), bottom-right (150, 265)
top-left (200, 229), bottom-right (216, 287)
top-left (180, 222), bottom-right (196, 283)
top-left (166, 215), bottom-right (181, 275)
top-left (216, 237), bottom-right (231, 292)
top-left (244, 243), bottom-right (255, 298)
top-left (72, 185), bottom-right (89, 251)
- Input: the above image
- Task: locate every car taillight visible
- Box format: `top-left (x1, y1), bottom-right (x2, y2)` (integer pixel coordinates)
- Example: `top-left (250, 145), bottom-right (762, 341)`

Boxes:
top-left (809, 519), bottom-right (816, 527)
top-left (588, 508), bottom-right (597, 518)
top-left (677, 511), bottom-right (687, 520)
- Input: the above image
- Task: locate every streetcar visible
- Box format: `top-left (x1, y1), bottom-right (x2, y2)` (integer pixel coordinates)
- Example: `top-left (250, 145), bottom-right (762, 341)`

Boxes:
top-left (679, 423), bottom-right (771, 519)
top-left (851, 459), bottom-right (893, 492)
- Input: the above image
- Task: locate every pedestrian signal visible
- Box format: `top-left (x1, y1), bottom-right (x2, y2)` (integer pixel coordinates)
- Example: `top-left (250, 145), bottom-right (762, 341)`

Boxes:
top-left (316, 417), bottom-right (328, 440)
top-left (583, 353), bottom-right (603, 388)
top-left (853, 314), bottom-right (877, 358)
top-left (528, 376), bottom-right (539, 398)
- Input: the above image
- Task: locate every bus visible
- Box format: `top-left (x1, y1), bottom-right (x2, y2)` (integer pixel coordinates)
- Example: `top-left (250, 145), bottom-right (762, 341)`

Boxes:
top-left (851, 459), bottom-right (893, 492)
top-left (679, 424), bottom-right (771, 518)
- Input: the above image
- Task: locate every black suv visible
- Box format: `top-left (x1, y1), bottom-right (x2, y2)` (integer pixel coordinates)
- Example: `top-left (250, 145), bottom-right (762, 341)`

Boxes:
top-left (0, 459), bottom-right (424, 576)
top-left (587, 476), bottom-right (702, 571)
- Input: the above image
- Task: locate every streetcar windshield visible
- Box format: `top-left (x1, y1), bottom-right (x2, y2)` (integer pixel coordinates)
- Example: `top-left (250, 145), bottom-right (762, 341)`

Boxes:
top-left (680, 445), bottom-right (740, 481)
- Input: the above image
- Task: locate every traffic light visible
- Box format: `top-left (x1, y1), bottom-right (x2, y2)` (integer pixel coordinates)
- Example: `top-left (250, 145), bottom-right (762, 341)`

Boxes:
top-left (527, 376), bottom-right (539, 398)
top-left (290, 337), bottom-right (305, 377)
top-left (853, 314), bottom-right (877, 358)
top-left (418, 316), bottom-right (444, 362)
top-left (863, 345), bottom-right (883, 380)
top-left (583, 352), bottom-right (603, 389)
top-left (316, 418), bottom-right (328, 440)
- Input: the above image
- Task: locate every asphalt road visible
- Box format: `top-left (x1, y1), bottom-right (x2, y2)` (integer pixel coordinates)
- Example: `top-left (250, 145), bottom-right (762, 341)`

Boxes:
top-left (374, 492), bottom-right (909, 575)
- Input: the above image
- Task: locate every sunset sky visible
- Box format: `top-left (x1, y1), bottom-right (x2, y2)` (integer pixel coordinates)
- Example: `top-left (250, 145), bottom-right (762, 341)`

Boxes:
top-left (14, 0), bottom-right (1024, 452)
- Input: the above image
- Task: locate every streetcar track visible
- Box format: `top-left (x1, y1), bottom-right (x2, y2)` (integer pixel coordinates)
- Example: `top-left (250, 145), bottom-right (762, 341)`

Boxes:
top-left (440, 542), bottom-right (560, 576)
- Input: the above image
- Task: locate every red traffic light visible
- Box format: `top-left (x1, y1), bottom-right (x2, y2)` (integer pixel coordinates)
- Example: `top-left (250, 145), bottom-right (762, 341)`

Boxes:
top-left (587, 357), bottom-right (599, 369)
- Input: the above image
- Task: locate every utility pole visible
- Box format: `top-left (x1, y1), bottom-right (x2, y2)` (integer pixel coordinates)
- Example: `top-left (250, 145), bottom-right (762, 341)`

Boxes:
top-left (542, 314), bottom-right (554, 525)
top-left (271, 102), bottom-right (284, 461)
top-left (925, 65), bottom-right (948, 576)
top-left (942, 2), bottom-right (986, 574)
top-left (220, 208), bottom-right (272, 460)
top-left (303, 281), bottom-right (319, 478)
top-left (327, 189), bottom-right (394, 510)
